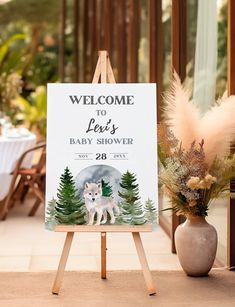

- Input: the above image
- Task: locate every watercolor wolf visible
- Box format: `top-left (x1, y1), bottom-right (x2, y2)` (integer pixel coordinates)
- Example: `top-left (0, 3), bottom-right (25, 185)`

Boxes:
top-left (83, 182), bottom-right (120, 225)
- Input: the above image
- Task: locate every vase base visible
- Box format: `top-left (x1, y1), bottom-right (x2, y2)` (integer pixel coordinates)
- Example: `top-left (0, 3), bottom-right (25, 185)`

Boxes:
top-left (186, 272), bottom-right (209, 277)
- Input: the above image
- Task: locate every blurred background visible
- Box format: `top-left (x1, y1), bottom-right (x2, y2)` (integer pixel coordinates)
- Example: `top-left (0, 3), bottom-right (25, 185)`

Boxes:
top-left (0, 0), bottom-right (228, 135)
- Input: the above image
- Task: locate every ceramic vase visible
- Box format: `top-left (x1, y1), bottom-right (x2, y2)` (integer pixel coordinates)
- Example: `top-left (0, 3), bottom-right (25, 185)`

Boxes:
top-left (175, 215), bottom-right (217, 277)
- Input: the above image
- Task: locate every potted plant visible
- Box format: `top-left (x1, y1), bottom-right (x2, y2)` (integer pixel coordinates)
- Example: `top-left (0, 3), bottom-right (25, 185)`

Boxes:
top-left (158, 73), bottom-right (235, 276)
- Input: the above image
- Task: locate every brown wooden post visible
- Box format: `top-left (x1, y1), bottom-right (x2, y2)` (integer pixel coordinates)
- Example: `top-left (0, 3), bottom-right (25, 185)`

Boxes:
top-left (171, 0), bottom-right (187, 253)
top-left (148, 0), bottom-right (163, 123)
top-left (127, 0), bottom-right (140, 82)
top-left (110, 0), bottom-right (118, 76)
top-left (59, 0), bottom-right (66, 82)
top-left (172, 0), bottom-right (187, 80)
top-left (73, 0), bottom-right (79, 82)
top-left (91, 0), bottom-right (97, 72)
top-left (83, 0), bottom-right (89, 82)
top-left (97, 0), bottom-right (112, 52)
top-left (117, 0), bottom-right (127, 82)
top-left (104, 0), bottom-right (112, 53)
top-left (96, 0), bottom-right (101, 51)
top-left (98, 0), bottom-right (105, 50)
top-left (227, 0), bottom-right (235, 270)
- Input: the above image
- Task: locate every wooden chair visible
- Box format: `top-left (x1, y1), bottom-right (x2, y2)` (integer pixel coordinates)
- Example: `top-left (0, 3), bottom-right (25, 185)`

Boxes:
top-left (0, 142), bottom-right (46, 220)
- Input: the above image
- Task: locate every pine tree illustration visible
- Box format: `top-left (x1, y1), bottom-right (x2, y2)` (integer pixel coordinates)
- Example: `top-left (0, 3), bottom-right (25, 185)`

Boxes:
top-left (55, 167), bottom-right (86, 225)
top-left (45, 198), bottom-right (57, 230)
top-left (101, 179), bottom-right (113, 197)
top-left (144, 198), bottom-right (157, 224)
top-left (118, 171), bottom-right (146, 225)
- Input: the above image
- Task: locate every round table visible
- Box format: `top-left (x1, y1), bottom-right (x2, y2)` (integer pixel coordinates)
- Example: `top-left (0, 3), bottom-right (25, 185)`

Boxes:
top-left (0, 133), bottom-right (36, 200)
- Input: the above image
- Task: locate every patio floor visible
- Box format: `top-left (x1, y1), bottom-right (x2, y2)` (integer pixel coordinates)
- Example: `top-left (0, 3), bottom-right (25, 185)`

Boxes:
top-left (0, 270), bottom-right (234, 307)
top-left (1, 197), bottom-right (235, 307)
top-left (0, 196), bottom-right (181, 272)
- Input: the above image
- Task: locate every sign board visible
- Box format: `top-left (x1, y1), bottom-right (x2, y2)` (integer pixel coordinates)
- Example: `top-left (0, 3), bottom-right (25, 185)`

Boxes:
top-left (45, 83), bottom-right (157, 230)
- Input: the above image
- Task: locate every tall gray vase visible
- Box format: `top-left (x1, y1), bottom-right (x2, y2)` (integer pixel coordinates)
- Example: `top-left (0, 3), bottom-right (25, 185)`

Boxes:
top-left (175, 215), bottom-right (217, 277)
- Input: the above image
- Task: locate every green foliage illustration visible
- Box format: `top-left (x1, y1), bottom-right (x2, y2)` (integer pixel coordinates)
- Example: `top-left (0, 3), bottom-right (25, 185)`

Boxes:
top-left (118, 171), bottom-right (146, 225)
top-left (55, 167), bottom-right (86, 225)
top-left (46, 168), bottom-right (156, 228)
top-left (101, 179), bottom-right (113, 197)
top-left (45, 197), bottom-right (56, 230)
top-left (144, 198), bottom-right (157, 224)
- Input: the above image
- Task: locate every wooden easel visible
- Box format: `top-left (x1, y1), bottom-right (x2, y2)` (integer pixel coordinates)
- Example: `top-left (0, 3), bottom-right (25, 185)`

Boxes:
top-left (52, 51), bottom-right (156, 296)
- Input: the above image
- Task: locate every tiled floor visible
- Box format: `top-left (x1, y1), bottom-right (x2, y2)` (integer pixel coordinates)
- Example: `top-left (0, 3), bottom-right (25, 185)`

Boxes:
top-left (0, 197), bottom-right (181, 272)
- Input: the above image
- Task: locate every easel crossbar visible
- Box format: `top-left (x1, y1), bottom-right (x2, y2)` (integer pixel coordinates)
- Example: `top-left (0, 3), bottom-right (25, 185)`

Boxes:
top-left (54, 225), bottom-right (152, 232)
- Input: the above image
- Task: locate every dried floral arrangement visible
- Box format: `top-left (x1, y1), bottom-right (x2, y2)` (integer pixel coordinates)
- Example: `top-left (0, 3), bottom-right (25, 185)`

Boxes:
top-left (158, 73), bottom-right (235, 217)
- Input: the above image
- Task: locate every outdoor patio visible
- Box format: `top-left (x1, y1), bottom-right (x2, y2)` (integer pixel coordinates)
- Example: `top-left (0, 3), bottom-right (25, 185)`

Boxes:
top-left (0, 197), bottom-right (235, 307)
top-left (0, 270), bottom-right (235, 307)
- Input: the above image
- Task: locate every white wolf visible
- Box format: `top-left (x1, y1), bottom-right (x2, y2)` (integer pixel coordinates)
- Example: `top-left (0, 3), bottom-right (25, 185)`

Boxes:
top-left (83, 182), bottom-right (120, 225)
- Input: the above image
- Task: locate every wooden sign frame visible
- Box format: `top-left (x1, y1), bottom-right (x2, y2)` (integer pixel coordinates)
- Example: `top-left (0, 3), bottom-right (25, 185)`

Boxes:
top-left (51, 51), bottom-right (156, 296)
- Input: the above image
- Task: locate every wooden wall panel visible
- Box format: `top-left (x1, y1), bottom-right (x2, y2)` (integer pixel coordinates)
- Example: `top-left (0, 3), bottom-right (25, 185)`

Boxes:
top-left (172, 0), bottom-right (187, 80)
top-left (104, 0), bottom-right (112, 54)
top-left (171, 0), bottom-right (187, 253)
top-left (83, 0), bottom-right (95, 82)
top-left (148, 0), bottom-right (163, 123)
top-left (59, 0), bottom-right (66, 82)
top-left (127, 0), bottom-right (140, 82)
top-left (117, 0), bottom-right (127, 82)
top-left (97, 0), bottom-right (112, 52)
top-left (73, 0), bottom-right (79, 82)
top-left (91, 0), bottom-right (97, 71)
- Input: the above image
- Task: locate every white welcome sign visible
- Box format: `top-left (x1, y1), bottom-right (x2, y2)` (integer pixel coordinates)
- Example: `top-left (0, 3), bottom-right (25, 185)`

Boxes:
top-left (45, 83), bottom-right (157, 230)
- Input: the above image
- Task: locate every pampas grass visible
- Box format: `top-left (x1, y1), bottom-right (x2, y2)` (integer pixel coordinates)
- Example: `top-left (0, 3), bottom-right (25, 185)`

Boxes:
top-left (163, 72), bottom-right (235, 165)
top-left (199, 96), bottom-right (235, 164)
top-left (163, 72), bottom-right (200, 150)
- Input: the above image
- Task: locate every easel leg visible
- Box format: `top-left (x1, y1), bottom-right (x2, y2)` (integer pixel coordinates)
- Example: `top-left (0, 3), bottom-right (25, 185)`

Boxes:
top-left (101, 232), bottom-right (107, 279)
top-left (132, 232), bottom-right (156, 295)
top-left (52, 232), bottom-right (74, 294)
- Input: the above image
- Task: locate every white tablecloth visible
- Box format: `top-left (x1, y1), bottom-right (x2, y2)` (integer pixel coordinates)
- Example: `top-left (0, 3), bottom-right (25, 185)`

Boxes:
top-left (0, 134), bottom-right (36, 200)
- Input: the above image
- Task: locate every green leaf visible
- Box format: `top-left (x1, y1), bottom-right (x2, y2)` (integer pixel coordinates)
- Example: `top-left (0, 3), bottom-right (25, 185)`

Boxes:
top-left (0, 33), bottom-right (26, 65)
top-left (34, 86), bottom-right (47, 116)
